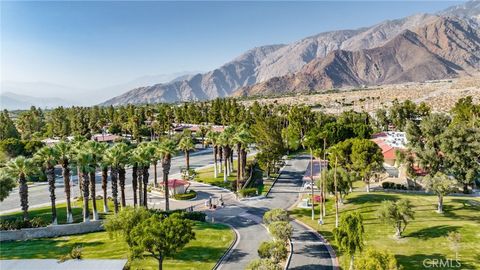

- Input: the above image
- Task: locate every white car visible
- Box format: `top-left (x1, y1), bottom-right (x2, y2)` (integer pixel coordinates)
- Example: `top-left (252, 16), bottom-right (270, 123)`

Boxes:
top-left (303, 182), bottom-right (318, 190)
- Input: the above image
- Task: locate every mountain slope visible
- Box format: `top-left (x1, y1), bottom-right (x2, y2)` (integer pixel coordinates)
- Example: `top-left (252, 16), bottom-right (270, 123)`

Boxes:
top-left (102, 1), bottom-right (480, 105)
top-left (235, 17), bottom-right (480, 96)
top-left (0, 92), bottom-right (76, 110)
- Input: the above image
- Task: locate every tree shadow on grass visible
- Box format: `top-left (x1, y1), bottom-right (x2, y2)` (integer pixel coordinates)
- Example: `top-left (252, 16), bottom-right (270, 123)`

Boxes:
top-left (407, 225), bottom-right (460, 240)
top-left (348, 193), bottom-right (400, 205)
top-left (171, 246), bottom-right (233, 262)
top-left (396, 253), bottom-right (474, 270)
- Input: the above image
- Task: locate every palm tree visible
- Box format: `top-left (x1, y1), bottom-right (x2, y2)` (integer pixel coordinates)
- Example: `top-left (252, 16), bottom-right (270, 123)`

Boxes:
top-left (55, 141), bottom-right (74, 223)
top-left (206, 131), bottom-right (219, 178)
top-left (75, 151), bottom-right (95, 222)
top-left (105, 145), bottom-right (122, 213)
top-left (158, 139), bottom-right (177, 211)
top-left (70, 136), bottom-right (87, 195)
top-left (114, 143), bottom-right (130, 207)
top-left (4, 156), bottom-right (36, 221)
top-left (34, 146), bottom-right (59, 225)
top-left (177, 132), bottom-right (195, 172)
top-left (218, 128), bottom-right (234, 182)
top-left (149, 141), bottom-right (162, 187)
top-left (136, 143), bottom-right (155, 208)
top-left (131, 147), bottom-right (144, 206)
top-left (84, 141), bottom-right (108, 221)
top-left (232, 125), bottom-right (252, 189)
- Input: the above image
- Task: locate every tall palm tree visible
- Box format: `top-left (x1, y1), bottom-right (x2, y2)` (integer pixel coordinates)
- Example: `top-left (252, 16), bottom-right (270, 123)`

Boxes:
top-left (136, 142), bottom-right (155, 208)
top-left (55, 141), bottom-right (74, 223)
top-left (105, 145), bottom-right (122, 213)
top-left (177, 132), bottom-right (195, 172)
top-left (232, 126), bottom-right (252, 190)
top-left (131, 147), bottom-right (144, 206)
top-left (75, 151), bottom-right (95, 222)
top-left (206, 131), bottom-right (219, 178)
top-left (84, 141), bottom-right (107, 221)
top-left (149, 141), bottom-right (162, 187)
top-left (217, 132), bottom-right (229, 182)
top-left (114, 143), bottom-right (130, 207)
top-left (34, 146), bottom-right (59, 225)
top-left (4, 156), bottom-right (36, 221)
top-left (158, 139), bottom-right (177, 211)
top-left (70, 136), bottom-right (87, 196)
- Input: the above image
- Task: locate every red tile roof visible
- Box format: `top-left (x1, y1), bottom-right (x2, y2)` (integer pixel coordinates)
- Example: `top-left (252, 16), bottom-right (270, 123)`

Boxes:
top-left (160, 179), bottom-right (188, 188)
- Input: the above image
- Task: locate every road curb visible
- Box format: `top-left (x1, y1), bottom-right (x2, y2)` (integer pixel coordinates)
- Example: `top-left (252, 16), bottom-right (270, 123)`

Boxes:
top-left (292, 218), bottom-right (340, 270)
top-left (264, 161), bottom-right (288, 197)
top-left (212, 222), bottom-right (240, 270)
top-left (284, 237), bottom-right (293, 270)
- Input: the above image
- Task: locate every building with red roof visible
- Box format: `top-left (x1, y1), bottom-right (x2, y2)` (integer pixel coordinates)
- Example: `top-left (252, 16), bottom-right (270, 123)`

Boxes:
top-left (160, 179), bottom-right (189, 196)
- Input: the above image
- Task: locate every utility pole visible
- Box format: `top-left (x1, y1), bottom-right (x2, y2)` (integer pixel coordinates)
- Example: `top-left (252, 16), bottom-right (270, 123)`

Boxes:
top-left (311, 149), bottom-right (315, 220)
top-left (334, 155), bottom-right (339, 228)
top-left (322, 138), bottom-right (327, 218)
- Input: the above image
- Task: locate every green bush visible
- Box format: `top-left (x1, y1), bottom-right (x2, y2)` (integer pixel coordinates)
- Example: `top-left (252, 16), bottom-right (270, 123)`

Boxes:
top-left (382, 182), bottom-right (395, 189)
top-left (173, 190), bottom-right (197, 200)
top-left (268, 221), bottom-right (293, 242)
top-left (246, 258), bottom-right (281, 270)
top-left (0, 217), bottom-right (48, 230)
top-left (257, 241), bottom-right (287, 263)
top-left (263, 209), bottom-right (289, 225)
top-left (149, 209), bottom-right (206, 222)
top-left (239, 188), bottom-right (257, 198)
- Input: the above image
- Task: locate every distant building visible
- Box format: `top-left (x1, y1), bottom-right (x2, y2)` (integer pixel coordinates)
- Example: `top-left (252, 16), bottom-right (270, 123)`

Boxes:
top-left (173, 124), bottom-right (226, 133)
top-left (41, 138), bottom-right (60, 146)
top-left (371, 131), bottom-right (407, 166)
top-left (91, 133), bottom-right (121, 143)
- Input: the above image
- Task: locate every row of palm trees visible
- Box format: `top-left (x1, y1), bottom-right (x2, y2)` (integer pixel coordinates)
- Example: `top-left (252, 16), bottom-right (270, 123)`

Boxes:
top-left (3, 137), bottom-right (177, 224)
top-left (2, 125), bottom-right (253, 225)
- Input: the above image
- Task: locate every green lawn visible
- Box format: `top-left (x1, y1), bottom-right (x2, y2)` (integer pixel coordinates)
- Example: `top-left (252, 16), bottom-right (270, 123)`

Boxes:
top-left (0, 221), bottom-right (234, 270)
top-left (291, 191), bottom-right (480, 270)
top-left (1, 199), bottom-right (114, 224)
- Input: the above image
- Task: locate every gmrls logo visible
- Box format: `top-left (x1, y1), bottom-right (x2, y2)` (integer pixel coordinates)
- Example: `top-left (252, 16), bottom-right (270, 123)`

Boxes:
top-left (423, 258), bottom-right (461, 268)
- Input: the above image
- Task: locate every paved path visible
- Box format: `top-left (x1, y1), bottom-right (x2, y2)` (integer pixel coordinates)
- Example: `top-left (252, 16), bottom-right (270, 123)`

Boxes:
top-left (224, 155), bottom-right (335, 269)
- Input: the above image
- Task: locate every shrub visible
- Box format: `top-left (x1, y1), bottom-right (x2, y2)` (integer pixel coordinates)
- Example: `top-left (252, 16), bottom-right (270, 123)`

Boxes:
top-left (58, 246), bottom-right (83, 263)
top-left (246, 258), bottom-right (281, 270)
top-left (240, 188), bottom-right (257, 198)
top-left (263, 209), bottom-right (289, 225)
top-left (258, 241), bottom-right (287, 263)
top-left (268, 221), bottom-right (293, 242)
top-left (0, 217), bottom-right (48, 230)
top-left (382, 182), bottom-right (395, 189)
top-left (174, 190), bottom-right (197, 200)
top-left (148, 209), bottom-right (206, 222)
top-left (355, 248), bottom-right (399, 270)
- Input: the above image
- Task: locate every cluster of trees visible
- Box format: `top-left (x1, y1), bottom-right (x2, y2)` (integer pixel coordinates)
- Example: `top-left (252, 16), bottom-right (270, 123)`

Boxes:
top-left (104, 207), bottom-right (195, 270)
top-left (248, 209), bottom-right (292, 270)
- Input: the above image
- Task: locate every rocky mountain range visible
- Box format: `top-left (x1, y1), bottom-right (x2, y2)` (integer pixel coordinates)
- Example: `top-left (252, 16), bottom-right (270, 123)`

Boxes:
top-left (101, 1), bottom-right (480, 105)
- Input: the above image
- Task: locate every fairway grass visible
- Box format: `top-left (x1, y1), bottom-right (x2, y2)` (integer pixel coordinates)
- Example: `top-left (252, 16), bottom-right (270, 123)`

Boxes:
top-left (291, 191), bottom-right (480, 270)
top-left (1, 199), bottom-right (115, 224)
top-left (0, 222), bottom-right (234, 270)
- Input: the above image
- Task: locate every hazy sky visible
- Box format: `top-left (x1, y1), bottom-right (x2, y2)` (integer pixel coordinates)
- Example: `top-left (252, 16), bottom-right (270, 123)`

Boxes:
top-left (1, 1), bottom-right (461, 89)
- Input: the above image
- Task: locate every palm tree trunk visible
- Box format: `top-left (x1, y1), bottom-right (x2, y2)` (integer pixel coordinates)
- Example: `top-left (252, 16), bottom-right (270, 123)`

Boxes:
top-left (242, 148), bottom-right (247, 179)
top-left (101, 167), bottom-right (109, 213)
top-left (219, 147), bottom-right (223, 173)
top-left (162, 156), bottom-right (171, 211)
top-left (237, 144), bottom-right (241, 190)
top-left (119, 167), bottom-right (126, 207)
top-left (77, 166), bottom-right (82, 196)
top-left (230, 147), bottom-right (233, 174)
top-left (223, 147), bottom-right (228, 183)
top-left (154, 162), bottom-right (158, 187)
top-left (62, 163), bottom-right (73, 223)
top-left (138, 168), bottom-right (143, 207)
top-left (19, 174), bottom-right (29, 221)
top-left (111, 167), bottom-right (119, 214)
top-left (186, 151), bottom-right (190, 171)
top-left (82, 172), bottom-right (90, 222)
top-left (47, 166), bottom-right (57, 225)
top-left (89, 171), bottom-right (99, 221)
top-left (132, 163), bottom-right (138, 206)
top-left (213, 146), bottom-right (218, 178)
top-left (143, 166), bottom-right (149, 208)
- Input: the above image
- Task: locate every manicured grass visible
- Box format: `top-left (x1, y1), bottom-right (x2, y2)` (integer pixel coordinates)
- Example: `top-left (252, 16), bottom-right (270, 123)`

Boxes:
top-left (195, 163), bottom-right (239, 189)
top-left (291, 190), bottom-right (480, 270)
top-left (0, 221), bottom-right (234, 270)
top-left (1, 199), bottom-right (114, 224)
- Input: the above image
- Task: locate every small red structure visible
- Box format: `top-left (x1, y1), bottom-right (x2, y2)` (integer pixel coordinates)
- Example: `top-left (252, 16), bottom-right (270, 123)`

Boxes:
top-left (160, 179), bottom-right (189, 195)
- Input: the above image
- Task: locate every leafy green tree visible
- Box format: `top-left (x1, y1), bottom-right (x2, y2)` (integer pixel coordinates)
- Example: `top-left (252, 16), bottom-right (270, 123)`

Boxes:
top-left (354, 248), bottom-right (399, 270)
top-left (0, 138), bottom-right (26, 158)
top-left (375, 108), bottom-right (390, 132)
top-left (268, 221), bottom-right (293, 242)
top-left (377, 199), bottom-right (415, 238)
top-left (130, 213), bottom-right (195, 270)
top-left (0, 110), bottom-right (20, 140)
top-left (0, 169), bottom-right (16, 202)
top-left (263, 208), bottom-right (289, 225)
top-left (334, 211), bottom-right (364, 270)
top-left (350, 139), bottom-right (384, 192)
top-left (252, 116), bottom-right (285, 179)
top-left (450, 96), bottom-right (479, 128)
top-left (4, 156), bottom-right (37, 220)
top-left (440, 124), bottom-right (480, 193)
top-left (323, 167), bottom-right (353, 203)
top-left (447, 231), bottom-right (462, 259)
top-left (422, 172), bottom-right (458, 213)
top-left (104, 207), bottom-right (151, 248)
top-left (34, 146), bottom-right (59, 224)
top-left (158, 139), bottom-right (177, 211)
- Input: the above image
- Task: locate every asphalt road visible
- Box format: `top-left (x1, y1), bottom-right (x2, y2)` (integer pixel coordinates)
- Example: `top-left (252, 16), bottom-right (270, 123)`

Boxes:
top-left (0, 148), bottom-right (216, 213)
